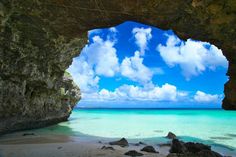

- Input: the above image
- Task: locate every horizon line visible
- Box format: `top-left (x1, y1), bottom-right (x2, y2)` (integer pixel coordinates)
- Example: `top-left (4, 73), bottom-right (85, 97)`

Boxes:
top-left (74, 107), bottom-right (222, 110)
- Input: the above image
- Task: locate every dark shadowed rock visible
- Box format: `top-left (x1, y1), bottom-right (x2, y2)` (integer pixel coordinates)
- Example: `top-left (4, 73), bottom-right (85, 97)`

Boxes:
top-left (169, 140), bottom-right (223, 157)
top-left (170, 139), bottom-right (187, 154)
top-left (109, 138), bottom-right (129, 147)
top-left (197, 150), bottom-right (223, 157)
top-left (166, 132), bottom-right (177, 139)
top-left (134, 141), bottom-right (147, 146)
top-left (167, 151), bottom-right (222, 157)
top-left (57, 146), bottom-right (62, 149)
top-left (124, 150), bottom-right (143, 156)
top-left (101, 146), bottom-right (115, 151)
top-left (184, 142), bottom-right (211, 153)
top-left (141, 145), bottom-right (158, 153)
top-left (139, 141), bottom-right (146, 145)
top-left (167, 152), bottom-right (222, 157)
top-left (22, 133), bottom-right (35, 136)
top-left (166, 153), bottom-right (178, 157)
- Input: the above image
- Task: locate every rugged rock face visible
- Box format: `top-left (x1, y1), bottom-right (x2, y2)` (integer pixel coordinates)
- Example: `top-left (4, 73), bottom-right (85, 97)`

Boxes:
top-left (0, 0), bottom-right (236, 133)
top-left (168, 139), bottom-right (222, 157)
top-left (0, 0), bottom-right (86, 134)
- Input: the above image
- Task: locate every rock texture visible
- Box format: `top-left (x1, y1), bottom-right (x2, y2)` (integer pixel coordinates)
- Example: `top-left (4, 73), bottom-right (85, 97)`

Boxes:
top-left (124, 150), bottom-right (143, 156)
top-left (101, 146), bottom-right (115, 151)
top-left (109, 138), bottom-right (129, 147)
top-left (0, 0), bottom-right (236, 133)
top-left (140, 145), bottom-right (158, 153)
top-left (169, 139), bottom-right (222, 157)
top-left (166, 132), bottom-right (177, 139)
top-left (0, 1), bottom-right (86, 134)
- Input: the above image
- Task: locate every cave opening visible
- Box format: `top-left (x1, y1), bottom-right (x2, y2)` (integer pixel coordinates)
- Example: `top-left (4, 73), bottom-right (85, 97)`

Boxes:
top-left (54, 22), bottom-right (236, 150)
top-left (1, 1), bottom-right (236, 156)
top-left (66, 21), bottom-right (228, 109)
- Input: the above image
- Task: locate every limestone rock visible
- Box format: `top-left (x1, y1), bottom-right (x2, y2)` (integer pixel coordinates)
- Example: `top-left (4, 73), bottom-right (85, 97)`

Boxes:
top-left (109, 138), bottom-right (129, 147)
top-left (101, 146), bottom-right (115, 151)
top-left (197, 150), bottom-right (223, 157)
top-left (134, 141), bottom-right (146, 146)
top-left (184, 142), bottom-right (211, 153)
top-left (124, 150), bottom-right (143, 156)
top-left (138, 141), bottom-right (146, 145)
top-left (170, 139), bottom-right (188, 154)
top-left (166, 132), bottom-right (177, 139)
top-left (167, 151), bottom-right (223, 157)
top-left (169, 139), bottom-right (223, 157)
top-left (141, 145), bottom-right (158, 153)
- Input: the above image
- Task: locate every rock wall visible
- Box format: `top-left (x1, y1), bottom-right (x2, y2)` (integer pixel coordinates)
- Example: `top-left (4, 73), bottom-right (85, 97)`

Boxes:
top-left (0, 0), bottom-right (86, 134)
top-left (0, 0), bottom-right (235, 134)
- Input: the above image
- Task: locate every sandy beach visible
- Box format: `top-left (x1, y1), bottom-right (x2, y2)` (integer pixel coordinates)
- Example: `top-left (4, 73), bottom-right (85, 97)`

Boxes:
top-left (0, 132), bottom-right (169, 157)
top-left (1, 110), bottom-right (236, 157)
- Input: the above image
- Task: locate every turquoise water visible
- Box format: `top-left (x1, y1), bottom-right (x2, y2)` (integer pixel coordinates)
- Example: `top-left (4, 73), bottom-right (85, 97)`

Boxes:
top-left (37, 109), bottom-right (236, 155)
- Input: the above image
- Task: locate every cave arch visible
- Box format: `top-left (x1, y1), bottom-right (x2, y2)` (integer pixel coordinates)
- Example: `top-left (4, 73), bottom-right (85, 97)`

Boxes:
top-left (0, 0), bottom-right (236, 134)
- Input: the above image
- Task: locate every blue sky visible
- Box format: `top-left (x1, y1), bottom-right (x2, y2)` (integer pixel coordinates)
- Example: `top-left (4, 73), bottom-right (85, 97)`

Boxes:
top-left (67, 21), bottom-right (228, 108)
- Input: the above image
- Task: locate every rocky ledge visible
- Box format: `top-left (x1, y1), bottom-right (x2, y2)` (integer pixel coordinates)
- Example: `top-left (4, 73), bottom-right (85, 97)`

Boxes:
top-left (0, 71), bottom-right (82, 134)
top-left (168, 139), bottom-right (223, 157)
top-left (103, 137), bottom-right (226, 157)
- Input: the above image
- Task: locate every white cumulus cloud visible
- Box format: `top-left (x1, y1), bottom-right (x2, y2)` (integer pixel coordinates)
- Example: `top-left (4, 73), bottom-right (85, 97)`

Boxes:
top-left (83, 83), bottom-right (187, 102)
top-left (67, 56), bottom-right (100, 93)
top-left (84, 36), bottom-right (119, 77)
top-left (132, 27), bottom-right (152, 55)
top-left (194, 91), bottom-right (221, 103)
top-left (157, 34), bottom-right (228, 80)
top-left (109, 27), bottom-right (118, 33)
top-left (120, 51), bottom-right (153, 83)
top-left (88, 29), bottom-right (102, 36)
top-left (67, 34), bottom-right (119, 92)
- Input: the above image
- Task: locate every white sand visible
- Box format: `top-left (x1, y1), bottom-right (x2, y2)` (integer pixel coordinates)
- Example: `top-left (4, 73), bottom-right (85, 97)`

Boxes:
top-left (0, 133), bottom-right (169, 157)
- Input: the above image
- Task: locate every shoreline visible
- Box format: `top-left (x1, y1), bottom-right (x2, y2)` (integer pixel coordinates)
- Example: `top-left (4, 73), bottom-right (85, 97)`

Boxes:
top-left (0, 131), bottom-right (235, 157)
top-left (0, 133), bottom-right (168, 157)
top-left (75, 107), bottom-right (224, 110)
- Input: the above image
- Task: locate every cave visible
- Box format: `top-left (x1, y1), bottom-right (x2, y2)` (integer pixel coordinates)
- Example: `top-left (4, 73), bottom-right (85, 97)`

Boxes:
top-left (0, 0), bottom-right (236, 134)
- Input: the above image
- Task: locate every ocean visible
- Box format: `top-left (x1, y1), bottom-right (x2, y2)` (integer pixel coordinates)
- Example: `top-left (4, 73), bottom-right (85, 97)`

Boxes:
top-left (36, 108), bottom-right (236, 156)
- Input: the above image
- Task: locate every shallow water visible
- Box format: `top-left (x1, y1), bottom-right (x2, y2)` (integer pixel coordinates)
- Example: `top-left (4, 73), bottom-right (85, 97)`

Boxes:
top-left (36, 109), bottom-right (236, 156)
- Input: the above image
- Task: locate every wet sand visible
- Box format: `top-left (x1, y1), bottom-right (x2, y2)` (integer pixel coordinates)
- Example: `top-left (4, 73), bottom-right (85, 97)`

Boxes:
top-left (0, 133), bottom-right (169, 157)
